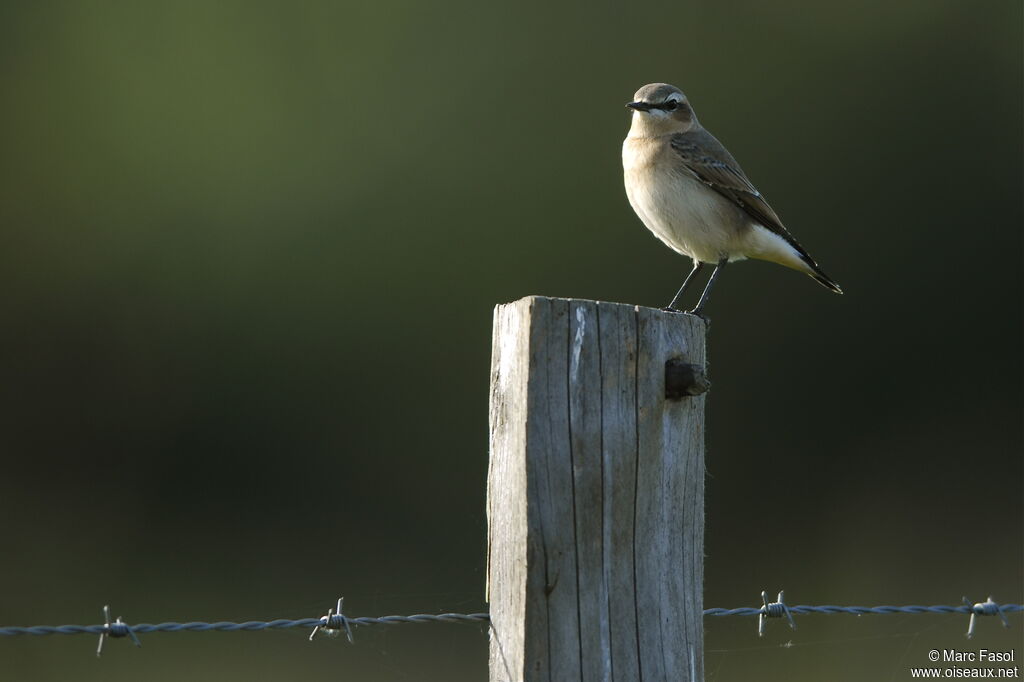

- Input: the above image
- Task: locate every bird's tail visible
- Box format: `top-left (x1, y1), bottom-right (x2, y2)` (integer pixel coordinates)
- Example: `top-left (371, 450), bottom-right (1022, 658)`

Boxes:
top-left (748, 225), bottom-right (843, 294)
top-left (801, 257), bottom-right (843, 294)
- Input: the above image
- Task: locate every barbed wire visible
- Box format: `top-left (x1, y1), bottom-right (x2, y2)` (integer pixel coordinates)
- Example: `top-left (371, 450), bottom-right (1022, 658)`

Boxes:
top-left (3, 613), bottom-right (493, 637)
top-left (1, 593), bottom-right (1019, 656)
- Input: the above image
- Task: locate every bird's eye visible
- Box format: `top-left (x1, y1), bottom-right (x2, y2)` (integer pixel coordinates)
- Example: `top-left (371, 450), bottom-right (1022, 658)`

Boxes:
top-left (665, 100), bottom-right (679, 111)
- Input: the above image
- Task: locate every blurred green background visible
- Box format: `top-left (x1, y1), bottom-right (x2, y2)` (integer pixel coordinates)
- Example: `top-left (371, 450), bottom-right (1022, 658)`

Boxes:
top-left (1, 1), bottom-right (1020, 680)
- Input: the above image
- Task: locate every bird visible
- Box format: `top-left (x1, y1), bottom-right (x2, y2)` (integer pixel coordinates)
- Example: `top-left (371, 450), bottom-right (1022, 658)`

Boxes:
top-left (622, 82), bottom-right (842, 317)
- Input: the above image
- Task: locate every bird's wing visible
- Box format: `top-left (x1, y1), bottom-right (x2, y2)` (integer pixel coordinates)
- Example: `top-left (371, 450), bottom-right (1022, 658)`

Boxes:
top-left (669, 131), bottom-right (809, 257)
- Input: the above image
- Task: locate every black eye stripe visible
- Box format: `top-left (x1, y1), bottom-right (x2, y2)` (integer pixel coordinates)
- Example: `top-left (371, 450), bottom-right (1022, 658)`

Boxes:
top-left (651, 100), bottom-right (682, 111)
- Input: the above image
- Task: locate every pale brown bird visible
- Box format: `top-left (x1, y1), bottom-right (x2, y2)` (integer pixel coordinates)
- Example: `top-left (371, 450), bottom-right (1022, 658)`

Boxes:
top-left (623, 83), bottom-right (842, 316)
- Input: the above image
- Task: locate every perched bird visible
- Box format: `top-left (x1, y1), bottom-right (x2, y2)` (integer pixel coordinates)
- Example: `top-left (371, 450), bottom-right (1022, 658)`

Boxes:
top-left (622, 83), bottom-right (842, 316)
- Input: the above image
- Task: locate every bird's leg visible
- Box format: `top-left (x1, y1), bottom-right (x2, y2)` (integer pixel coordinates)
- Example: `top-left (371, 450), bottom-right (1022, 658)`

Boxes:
top-left (666, 261), bottom-right (705, 311)
top-left (689, 255), bottom-right (729, 317)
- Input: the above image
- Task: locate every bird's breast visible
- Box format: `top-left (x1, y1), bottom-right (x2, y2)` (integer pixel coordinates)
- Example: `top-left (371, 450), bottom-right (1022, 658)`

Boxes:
top-left (622, 136), bottom-right (746, 263)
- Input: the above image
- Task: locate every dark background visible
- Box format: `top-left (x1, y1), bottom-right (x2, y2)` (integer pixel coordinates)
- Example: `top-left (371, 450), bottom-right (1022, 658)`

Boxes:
top-left (1, 2), bottom-right (1020, 680)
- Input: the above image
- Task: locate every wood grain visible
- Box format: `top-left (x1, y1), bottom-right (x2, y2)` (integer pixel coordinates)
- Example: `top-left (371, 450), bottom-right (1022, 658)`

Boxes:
top-left (488, 296), bottom-right (706, 681)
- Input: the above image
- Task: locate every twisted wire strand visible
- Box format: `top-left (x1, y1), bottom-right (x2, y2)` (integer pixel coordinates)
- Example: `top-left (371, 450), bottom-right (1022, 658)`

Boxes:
top-left (2, 604), bottom-right (1020, 638)
top-left (0, 613), bottom-right (492, 637)
top-left (704, 604), bottom-right (1024, 617)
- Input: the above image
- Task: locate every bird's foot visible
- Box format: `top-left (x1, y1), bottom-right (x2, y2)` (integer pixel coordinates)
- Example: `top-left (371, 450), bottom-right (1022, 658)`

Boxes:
top-left (686, 309), bottom-right (710, 324)
top-left (661, 305), bottom-right (710, 325)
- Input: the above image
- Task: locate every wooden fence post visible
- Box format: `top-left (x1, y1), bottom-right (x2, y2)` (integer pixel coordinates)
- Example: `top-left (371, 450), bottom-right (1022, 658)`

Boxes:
top-left (487, 296), bottom-right (708, 682)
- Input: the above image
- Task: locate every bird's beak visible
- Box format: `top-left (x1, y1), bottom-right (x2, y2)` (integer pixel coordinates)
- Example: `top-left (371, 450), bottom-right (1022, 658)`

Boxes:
top-left (626, 101), bottom-right (652, 112)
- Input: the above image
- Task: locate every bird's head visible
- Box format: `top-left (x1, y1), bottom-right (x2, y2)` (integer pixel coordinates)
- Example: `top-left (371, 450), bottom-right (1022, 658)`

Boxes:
top-left (625, 83), bottom-right (698, 136)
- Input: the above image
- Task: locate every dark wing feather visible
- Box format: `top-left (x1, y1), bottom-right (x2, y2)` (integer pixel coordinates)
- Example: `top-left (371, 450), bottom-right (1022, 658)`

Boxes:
top-left (669, 130), bottom-right (811, 260)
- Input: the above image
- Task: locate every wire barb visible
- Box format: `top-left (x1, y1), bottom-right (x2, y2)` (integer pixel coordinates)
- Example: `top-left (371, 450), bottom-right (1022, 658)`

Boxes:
top-left (758, 590), bottom-right (796, 637)
top-left (96, 605), bottom-right (141, 657)
top-left (309, 598), bottom-right (354, 643)
top-left (964, 596), bottom-right (1010, 639)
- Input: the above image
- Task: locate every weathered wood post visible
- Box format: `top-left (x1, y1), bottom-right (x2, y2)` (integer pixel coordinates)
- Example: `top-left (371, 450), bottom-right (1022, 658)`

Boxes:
top-left (487, 296), bottom-right (708, 682)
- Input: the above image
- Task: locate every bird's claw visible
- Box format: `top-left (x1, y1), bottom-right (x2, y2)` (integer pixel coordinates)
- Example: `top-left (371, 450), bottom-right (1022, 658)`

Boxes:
top-left (660, 305), bottom-right (710, 325)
